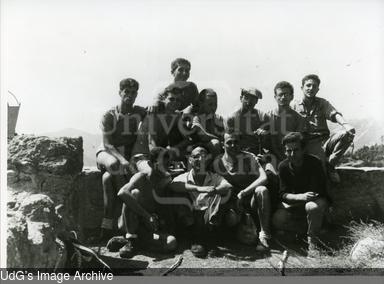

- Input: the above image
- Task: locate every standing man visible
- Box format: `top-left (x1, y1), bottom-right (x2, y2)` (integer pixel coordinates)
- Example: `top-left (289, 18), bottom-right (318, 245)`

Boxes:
top-left (213, 133), bottom-right (272, 251)
top-left (292, 74), bottom-right (355, 182)
top-left (267, 81), bottom-right (304, 166)
top-left (273, 132), bottom-right (329, 256)
top-left (96, 78), bottom-right (146, 243)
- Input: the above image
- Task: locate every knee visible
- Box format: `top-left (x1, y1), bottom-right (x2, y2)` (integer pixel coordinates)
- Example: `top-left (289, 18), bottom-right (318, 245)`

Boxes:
top-left (164, 235), bottom-right (177, 252)
top-left (130, 188), bottom-right (141, 200)
top-left (102, 172), bottom-right (112, 186)
top-left (305, 200), bottom-right (327, 213)
top-left (255, 185), bottom-right (268, 196)
top-left (272, 209), bottom-right (289, 229)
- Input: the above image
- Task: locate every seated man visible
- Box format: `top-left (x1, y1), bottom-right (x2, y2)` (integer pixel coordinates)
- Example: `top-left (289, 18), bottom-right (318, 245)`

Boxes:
top-left (170, 146), bottom-right (232, 258)
top-left (190, 88), bottom-right (225, 157)
top-left (95, 78), bottom-right (146, 242)
top-left (132, 82), bottom-right (193, 169)
top-left (213, 133), bottom-right (272, 251)
top-left (112, 147), bottom-right (177, 258)
top-left (266, 81), bottom-right (304, 167)
top-left (272, 132), bottom-right (329, 256)
top-left (225, 87), bottom-right (269, 156)
top-left (151, 58), bottom-right (199, 113)
top-left (292, 74), bottom-right (355, 182)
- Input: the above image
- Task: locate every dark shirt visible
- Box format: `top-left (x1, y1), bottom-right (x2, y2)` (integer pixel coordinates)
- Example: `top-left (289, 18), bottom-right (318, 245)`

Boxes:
top-left (278, 154), bottom-right (328, 201)
top-left (99, 105), bottom-right (146, 158)
top-left (225, 108), bottom-right (269, 154)
top-left (155, 81), bottom-right (199, 111)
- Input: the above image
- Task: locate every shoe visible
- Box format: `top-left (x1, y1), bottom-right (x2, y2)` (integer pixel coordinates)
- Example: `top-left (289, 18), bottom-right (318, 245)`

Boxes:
top-left (106, 236), bottom-right (129, 252)
top-left (119, 239), bottom-right (137, 259)
top-left (307, 236), bottom-right (321, 258)
top-left (190, 243), bottom-right (207, 258)
top-left (256, 233), bottom-right (271, 252)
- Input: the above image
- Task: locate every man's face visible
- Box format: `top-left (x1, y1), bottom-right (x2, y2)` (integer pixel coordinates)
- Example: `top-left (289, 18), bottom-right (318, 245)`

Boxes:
top-left (274, 87), bottom-right (293, 107)
top-left (301, 79), bottom-right (319, 99)
top-left (164, 92), bottom-right (181, 112)
top-left (284, 141), bottom-right (304, 166)
top-left (189, 147), bottom-right (209, 172)
top-left (172, 63), bottom-right (190, 82)
top-left (224, 135), bottom-right (240, 156)
top-left (240, 93), bottom-right (258, 111)
top-left (200, 96), bottom-right (218, 114)
top-left (119, 87), bottom-right (138, 105)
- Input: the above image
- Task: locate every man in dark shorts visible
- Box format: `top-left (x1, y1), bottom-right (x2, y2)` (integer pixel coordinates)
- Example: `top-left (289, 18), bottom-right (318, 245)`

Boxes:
top-left (272, 132), bottom-right (329, 256)
top-left (109, 147), bottom-right (177, 258)
top-left (213, 133), bottom-right (272, 251)
top-left (170, 146), bottom-right (232, 258)
top-left (95, 78), bottom-right (146, 242)
top-left (292, 74), bottom-right (355, 182)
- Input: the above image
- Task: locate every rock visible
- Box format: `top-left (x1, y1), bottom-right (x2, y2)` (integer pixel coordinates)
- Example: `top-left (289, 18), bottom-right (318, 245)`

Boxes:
top-left (7, 193), bottom-right (61, 268)
top-left (8, 135), bottom-right (83, 175)
top-left (350, 237), bottom-right (384, 262)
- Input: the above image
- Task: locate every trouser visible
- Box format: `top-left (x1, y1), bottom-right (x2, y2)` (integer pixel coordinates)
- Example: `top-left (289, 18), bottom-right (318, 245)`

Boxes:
top-left (305, 130), bottom-right (354, 167)
top-left (272, 197), bottom-right (328, 238)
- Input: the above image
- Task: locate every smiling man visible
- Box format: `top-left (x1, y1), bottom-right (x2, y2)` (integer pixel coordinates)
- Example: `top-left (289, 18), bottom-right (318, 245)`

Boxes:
top-left (273, 132), bottom-right (329, 257)
top-left (292, 74), bottom-right (355, 182)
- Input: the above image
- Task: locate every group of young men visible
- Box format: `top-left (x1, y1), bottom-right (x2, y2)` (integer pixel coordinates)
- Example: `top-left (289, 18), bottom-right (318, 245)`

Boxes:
top-left (95, 58), bottom-right (356, 259)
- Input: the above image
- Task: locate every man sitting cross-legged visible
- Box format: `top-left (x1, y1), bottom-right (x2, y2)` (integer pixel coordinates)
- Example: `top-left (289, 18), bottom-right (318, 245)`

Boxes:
top-left (109, 147), bottom-right (177, 258)
top-left (272, 132), bottom-right (330, 257)
top-left (213, 133), bottom-right (272, 251)
top-left (170, 146), bottom-right (233, 258)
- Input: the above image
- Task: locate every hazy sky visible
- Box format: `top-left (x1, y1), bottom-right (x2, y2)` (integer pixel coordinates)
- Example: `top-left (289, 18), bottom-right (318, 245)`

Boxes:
top-left (2, 0), bottom-right (384, 134)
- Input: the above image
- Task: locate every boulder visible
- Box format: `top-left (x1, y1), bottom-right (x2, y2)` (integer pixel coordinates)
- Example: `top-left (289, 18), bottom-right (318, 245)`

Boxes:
top-left (7, 194), bottom-right (61, 268)
top-left (350, 237), bottom-right (384, 263)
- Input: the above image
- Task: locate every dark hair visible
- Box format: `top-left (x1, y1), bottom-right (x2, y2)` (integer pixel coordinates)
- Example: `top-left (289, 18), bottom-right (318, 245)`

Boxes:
top-left (149, 147), bottom-right (170, 164)
top-left (119, 78), bottom-right (139, 91)
top-left (301, 74), bottom-right (321, 87)
top-left (274, 81), bottom-right (294, 95)
top-left (171, 58), bottom-right (191, 73)
top-left (198, 88), bottom-right (217, 103)
top-left (282, 132), bottom-right (306, 148)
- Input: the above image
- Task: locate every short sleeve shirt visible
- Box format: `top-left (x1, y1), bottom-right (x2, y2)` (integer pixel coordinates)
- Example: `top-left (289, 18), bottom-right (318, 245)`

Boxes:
top-left (99, 105), bottom-right (146, 158)
top-left (292, 97), bottom-right (341, 139)
top-left (171, 170), bottom-right (232, 210)
top-left (266, 107), bottom-right (304, 160)
top-left (131, 111), bottom-right (187, 157)
top-left (225, 108), bottom-right (270, 154)
top-left (192, 113), bottom-right (225, 141)
top-left (214, 151), bottom-right (261, 193)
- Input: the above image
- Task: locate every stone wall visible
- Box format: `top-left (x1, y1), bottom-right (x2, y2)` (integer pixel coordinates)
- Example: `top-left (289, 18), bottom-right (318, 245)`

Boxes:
top-left (7, 135), bottom-right (384, 267)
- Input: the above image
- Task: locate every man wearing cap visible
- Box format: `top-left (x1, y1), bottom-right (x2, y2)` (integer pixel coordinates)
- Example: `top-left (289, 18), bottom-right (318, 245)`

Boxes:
top-left (267, 81), bottom-right (304, 165)
top-left (150, 58), bottom-right (199, 113)
top-left (96, 78), bottom-right (147, 242)
top-left (292, 74), bottom-right (355, 182)
top-left (225, 87), bottom-right (269, 156)
top-left (213, 133), bottom-right (272, 251)
top-left (189, 88), bottom-right (225, 158)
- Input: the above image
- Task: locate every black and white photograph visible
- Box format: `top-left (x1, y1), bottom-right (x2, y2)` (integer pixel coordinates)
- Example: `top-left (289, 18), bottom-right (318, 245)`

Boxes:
top-left (1, 0), bottom-right (384, 279)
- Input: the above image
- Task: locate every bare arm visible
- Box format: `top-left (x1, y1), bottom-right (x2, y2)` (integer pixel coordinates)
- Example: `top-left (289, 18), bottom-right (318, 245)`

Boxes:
top-left (237, 164), bottom-right (267, 199)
